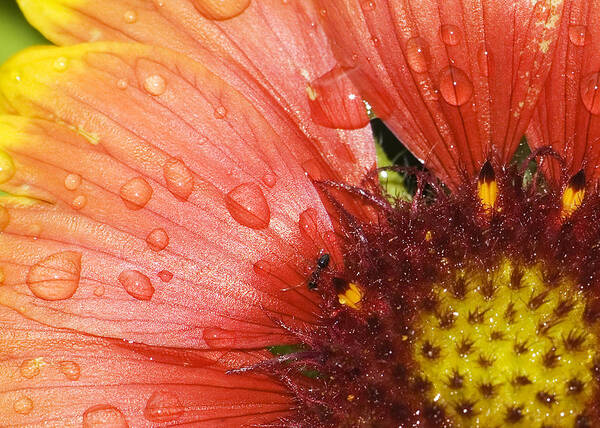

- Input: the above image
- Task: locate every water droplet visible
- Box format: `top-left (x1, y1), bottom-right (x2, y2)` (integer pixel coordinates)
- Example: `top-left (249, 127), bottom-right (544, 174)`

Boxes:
top-left (20, 358), bottom-right (44, 379)
top-left (64, 173), bottom-right (82, 190)
top-left (360, 0), bottom-right (376, 11)
top-left (440, 24), bottom-right (461, 46)
top-left (53, 57), bottom-right (68, 72)
top-left (0, 205), bottom-right (10, 231)
top-left (253, 259), bottom-right (272, 276)
top-left (71, 195), bottom-right (87, 210)
top-left (144, 390), bottom-right (184, 422)
top-left (569, 24), bottom-right (590, 46)
top-left (117, 79), bottom-right (129, 90)
top-left (144, 74), bottom-right (166, 96)
top-left (118, 270), bottom-right (154, 301)
top-left (59, 360), bottom-right (81, 380)
top-left (262, 172), bottom-right (277, 188)
top-left (192, 0), bottom-right (251, 20)
top-left (299, 208), bottom-right (319, 242)
top-left (27, 251), bottom-right (82, 301)
top-left (225, 183), bottom-right (271, 229)
top-left (580, 72), bottom-right (600, 115)
top-left (439, 66), bottom-right (473, 106)
top-left (203, 327), bottom-right (238, 348)
top-left (214, 106), bottom-right (227, 119)
top-left (120, 177), bottom-right (153, 210)
top-left (123, 10), bottom-right (138, 23)
top-left (477, 47), bottom-right (490, 77)
top-left (163, 158), bottom-right (194, 201)
top-left (158, 270), bottom-right (173, 282)
top-left (83, 405), bottom-right (128, 428)
top-left (0, 151), bottom-right (16, 183)
top-left (146, 228), bottom-right (169, 252)
top-left (94, 285), bottom-right (105, 296)
top-left (406, 37), bottom-right (430, 73)
top-left (0, 268), bottom-right (5, 284)
top-left (13, 397), bottom-right (33, 415)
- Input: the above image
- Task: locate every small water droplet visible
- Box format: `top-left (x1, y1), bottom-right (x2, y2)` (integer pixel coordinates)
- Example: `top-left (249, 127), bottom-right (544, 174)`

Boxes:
top-left (225, 183), bottom-right (271, 229)
top-left (440, 24), bottom-right (461, 46)
top-left (192, 0), bottom-right (251, 20)
top-left (94, 285), bottom-right (105, 296)
top-left (0, 205), bottom-right (10, 231)
top-left (360, 0), bottom-right (376, 11)
top-left (0, 151), bottom-right (16, 183)
top-left (253, 259), bottom-right (272, 276)
top-left (123, 10), bottom-right (138, 23)
top-left (477, 47), bottom-right (490, 77)
top-left (13, 396), bottom-right (33, 415)
top-left (59, 360), bottom-right (81, 381)
top-left (83, 405), bottom-right (128, 428)
top-left (117, 79), bottom-right (129, 90)
top-left (144, 390), bottom-right (184, 422)
top-left (71, 195), bottom-right (87, 210)
top-left (120, 177), bottom-right (153, 210)
top-left (262, 172), bottom-right (276, 188)
top-left (163, 158), bottom-right (194, 200)
top-left (146, 228), bottom-right (169, 252)
top-left (0, 268), bottom-right (5, 284)
top-left (53, 57), bottom-right (68, 72)
top-left (214, 105), bottom-right (228, 119)
top-left (299, 208), bottom-right (319, 242)
top-left (144, 74), bottom-right (166, 96)
top-left (406, 37), bottom-right (430, 73)
top-left (203, 327), bottom-right (238, 348)
top-left (569, 24), bottom-right (590, 46)
top-left (581, 72), bottom-right (600, 115)
top-left (20, 358), bottom-right (44, 379)
top-left (64, 173), bottom-right (82, 190)
top-left (27, 251), bottom-right (82, 301)
top-left (118, 270), bottom-right (154, 301)
top-left (439, 66), bottom-right (473, 106)
top-left (158, 270), bottom-right (173, 282)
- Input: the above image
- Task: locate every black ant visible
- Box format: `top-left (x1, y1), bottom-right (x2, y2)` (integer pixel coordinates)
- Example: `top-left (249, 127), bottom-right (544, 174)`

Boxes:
top-left (308, 253), bottom-right (330, 290)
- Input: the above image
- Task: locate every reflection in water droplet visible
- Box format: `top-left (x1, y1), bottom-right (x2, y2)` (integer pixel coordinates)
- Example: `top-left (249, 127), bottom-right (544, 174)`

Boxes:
top-left (406, 37), bottom-right (430, 73)
top-left (146, 228), bottom-right (169, 252)
top-left (360, 0), bottom-right (376, 11)
top-left (163, 158), bottom-right (194, 200)
top-left (0, 205), bottom-right (9, 231)
top-left (192, 0), bottom-right (251, 20)
top-left (64, 173), bottom-right (82, 190)
top-left (53, 57), bottom-right (68, 72)
top-left (119, 270), bottom-right (155, 301)
top-left (438, 66), bottom-right (474, 106)
top-left (225, 183), bottom-right (271, 229)
top-left (59, 360), bottom-right (81, 381)
top-left (262, 173), bottom-right (277, 188)
top-left (83, 405), bottom-right (128, 428)
top-left (0, 151), bottom-right (16, 183)
top-left (123, 10), bottom-right (138, 23)
top-left (120, 177), bottom-right (153, 210)
top-left (569, 24), bottom-right (590, 46)
top-left (13, 396), bottom-right (33, 415)
top-left (27, 251), bottom-right (82, 301)
top-left (144, 390), bottom-right (184, 422)
top-left (158, 270), bottom-right (173, 282)
top-left (117, 79), bottom-right (129, 90)
top-left (440, 24), bottom-right (461, 45)
top-left (477, 47), bottom-right (490, 77)
top-left (203, 327), bottom-right (238, 348)
top-left (94, 285), bottom-right (105, 297)
top-left (581, 72), bottom-right (600, 115)
top-left (299, 208), bottom-right (319, 242)
top-left (214, 106), bottom-right (228, 119)
top-left (253, 259), bottom-right (272, 276)
top-left (72, 195), bottom-right (87, 210)
top-left (144, 74), bottom-right (167, 96)
top-left (20, 358), bottom-right (44, 379)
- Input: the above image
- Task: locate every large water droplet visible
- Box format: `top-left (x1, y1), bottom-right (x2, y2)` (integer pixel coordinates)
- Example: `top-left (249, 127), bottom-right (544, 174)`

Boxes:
top-left (440, 24), bottom-right (461, 45)
top-left (146, 228), bottom-right (169, 252)
top-left (0, 205), bottom-right (10, 231)
top-left (406, 37), bottom-right (430, 73)
top-left (569, 24), bottom-right (590, 46)
top-left (225, 183), bottom-right (271, 229)
top-left (144, 74), bottom-right (167, 96)
top-left (299, 208), bottom-right (319, 242)
top-left (13, 397), bottom-right (33, 415)
top-left (0, 151), bottom-right (16, 183)
top-left (477, 47), bottom-right (490, 77)
top-left (71, 195), bottom-right (87, 210)
top-left (20, 359), bottom-right (43, 379)
top-left (64, 173), bottom-right (82, 190)
top-left (580, 72), bottom-right (600, 115)
top-left (144, 390), bottom-right (184, 422)
top-left (83, 405), bottom-right (128, 428)
top-left (120, 177), bottom-right (153, 210)
top-left (158, 270), bottom-right (173, 282)
top-left (203, 327), bottom-right (238, 348)
top-left (118, 270), bottom-right (154, 301)
top-left (163, 158), bottom-right (194, 201)
top-left (59, 360), bottom-right (81, 381)
top-left (262, 172), bottom-right (277, 188)
top-left (192, 0), bottom-right (251, 20)
top-left (439, 66), bottom-right (473, 106)
top-left (27, 251), bottom-right (82, 301)
top-left (123, 10), bottom-right (138, 23)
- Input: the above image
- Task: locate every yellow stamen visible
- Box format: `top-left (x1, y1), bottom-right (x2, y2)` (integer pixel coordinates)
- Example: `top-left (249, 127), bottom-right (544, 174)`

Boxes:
top-left (561, 170), bottom-right (585, 219)
top-left (338, 282), bottom-right (363, 309)
top-left (477, 160), bottom-right (497, 210)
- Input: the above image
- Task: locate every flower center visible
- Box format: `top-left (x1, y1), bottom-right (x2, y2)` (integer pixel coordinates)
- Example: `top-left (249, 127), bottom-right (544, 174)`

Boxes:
top-left (413, 259), bottom-right (599, 427)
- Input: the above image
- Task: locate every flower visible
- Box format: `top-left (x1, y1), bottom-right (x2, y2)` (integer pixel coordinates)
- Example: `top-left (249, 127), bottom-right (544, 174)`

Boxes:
top-left (1, 0), bottom-right (599, 427)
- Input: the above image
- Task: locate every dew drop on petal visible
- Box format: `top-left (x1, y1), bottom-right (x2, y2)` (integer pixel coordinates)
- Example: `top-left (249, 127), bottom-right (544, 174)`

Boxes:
top-left (158, 270), bottom-right (173, 282)
top-left (59, 360), bottom-right (81, 381)
top-left (83, 405), bottom-right (128, 428)
top-left (120, 177), bottom-right (153, 210)
top-left (163, 158), bottom-right (194, 201)
top-left (214, 106), bottom-right (228, 119)
top-left (123, 10), bottom-right (138, 23)
top-left (146, 228), bottom-right (169, 252)
top-left (20, 359), bottom-right (43, 379)
top-left (262, 172), bottom-right (277, 188)
top-left (27, 251), bottom-right (82, 301)
top-left (440, 24), bottom-right (461, 45)
top-left (13, 397), bottom-right (33, 415)
top-left (203, 327), bottom-right (238, 348)
top-left (439, 66), bottom-right (473, 106)
top-left (144, 390), bottom-right (184, 422)
top-left (569, 24), bottom-right (590, 46)
top-left (192, 0), bottom-right (251, 20)
top-left (581, 72), bottom-right (600, 115)
top-left (359, 0), bottom-right (376, 11)
top-left (144, 74), bottom-right (167, 96)
top-left (253, 259), bottom-right (272, 277)
top-left (477, 47), bottom-right (490, 77)
top-left (94, 285), bottom-right (105, 296)
top-left (118, 270), bottom-right (154, 301)
top-left (299, 208), bottom-right (319, 242)
top-left (0, 151), bottom-right (16, 183)
top-left (71, 195), bottom-right (87, 210)
top-left (117, 79), bottom-right (129, 90)
top-left (0, 205), bottom-right (10, 231)
top-left (225, 183), bottom-right (271, 229)
top-left (53, 57), bottom-right (68, 72)
top-left (406, 37), bottom-right (430, 73)
top-left (64, 173), bottom-right (82, 190)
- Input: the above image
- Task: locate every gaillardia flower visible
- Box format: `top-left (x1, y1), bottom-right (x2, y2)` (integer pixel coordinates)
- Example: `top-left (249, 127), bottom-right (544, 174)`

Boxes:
top-left (1, 0), bottom-right (600, 426)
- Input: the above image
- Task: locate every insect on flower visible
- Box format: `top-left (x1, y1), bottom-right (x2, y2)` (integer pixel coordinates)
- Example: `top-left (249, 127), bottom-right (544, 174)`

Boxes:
top-left (1, 0), bottom-right (600, 427)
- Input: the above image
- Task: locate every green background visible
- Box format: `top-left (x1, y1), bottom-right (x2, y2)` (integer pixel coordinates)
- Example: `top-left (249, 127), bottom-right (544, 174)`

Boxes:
top-left (0, 1), bottom-right (48, 63)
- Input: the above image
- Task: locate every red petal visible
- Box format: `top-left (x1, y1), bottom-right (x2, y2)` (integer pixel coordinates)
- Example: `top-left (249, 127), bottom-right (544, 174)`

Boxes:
top-left (315, 0), bottom-right (566, 187)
